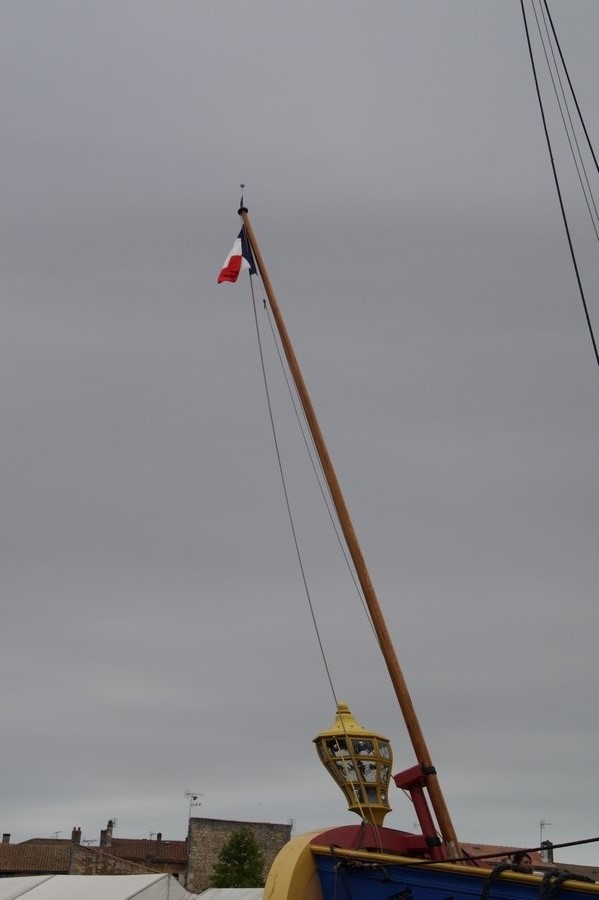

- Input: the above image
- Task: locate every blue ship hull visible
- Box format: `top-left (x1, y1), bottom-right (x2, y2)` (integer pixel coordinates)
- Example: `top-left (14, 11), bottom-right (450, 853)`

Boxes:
top-left (315, 852), bottom-right (545, 900)
top-left (265, 832), bottom-right (599, 900)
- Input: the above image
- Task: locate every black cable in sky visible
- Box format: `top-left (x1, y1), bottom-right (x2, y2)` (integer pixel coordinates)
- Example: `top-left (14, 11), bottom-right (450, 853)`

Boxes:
top-left (543, 0), bottom-right (599, 176)
top-left (520, 0), bottom-right (599, 370)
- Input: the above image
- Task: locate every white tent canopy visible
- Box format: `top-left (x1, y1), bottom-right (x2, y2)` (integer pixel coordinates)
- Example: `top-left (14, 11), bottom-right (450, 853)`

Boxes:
top-left (198, 891), bottom-right (263, 900)
top-left (0, 875), bottom-right (196, 900)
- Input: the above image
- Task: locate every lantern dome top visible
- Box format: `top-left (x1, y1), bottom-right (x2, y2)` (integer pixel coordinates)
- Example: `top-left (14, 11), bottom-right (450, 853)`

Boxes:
top-left (316, 703), bottom-right (390, 743)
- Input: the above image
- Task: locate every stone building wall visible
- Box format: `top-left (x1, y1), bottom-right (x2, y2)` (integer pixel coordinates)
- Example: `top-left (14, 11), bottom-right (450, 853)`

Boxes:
top-left (69, 843), bottom-right (186, 880)
top-left (69, 845), bottom-right (148, 875)
top-left (186, 817), bottom-right (291, 893)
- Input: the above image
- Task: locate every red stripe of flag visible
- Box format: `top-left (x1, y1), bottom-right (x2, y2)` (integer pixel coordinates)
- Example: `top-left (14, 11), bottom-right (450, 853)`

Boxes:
top-left (217, 229), bottom-right (256, 284)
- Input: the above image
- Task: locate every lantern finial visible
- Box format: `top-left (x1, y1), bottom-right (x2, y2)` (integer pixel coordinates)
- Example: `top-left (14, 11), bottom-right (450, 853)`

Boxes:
top-left (314, 703), bottom-right (393, 826)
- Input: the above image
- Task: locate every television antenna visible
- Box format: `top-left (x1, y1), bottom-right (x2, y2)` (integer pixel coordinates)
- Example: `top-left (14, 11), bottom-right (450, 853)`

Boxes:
top-left (185, 791), bottom-right (204, 818)
top-left (540, 820), bottom-right (553, 843)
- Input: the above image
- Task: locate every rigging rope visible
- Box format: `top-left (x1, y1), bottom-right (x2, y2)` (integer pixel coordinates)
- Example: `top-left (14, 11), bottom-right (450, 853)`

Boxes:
top-left (262, 302), bottom-right (378, 642)
top-left (520, 0), bottom-right (599, 369)
top-left (247, 273), bottom-right (340, 710)
top-left (539, 869), bottom-right (596, 900)
top-left (542, 0), bottom-right (599, 177)
top-left (388, 833), bottom-right (599, 868)
top-left (481, 861), bottom-right (515, 900)
top-left (248, 272), bottom-right (387, 846)
top-left (531, 1), bottom-right (599, 238)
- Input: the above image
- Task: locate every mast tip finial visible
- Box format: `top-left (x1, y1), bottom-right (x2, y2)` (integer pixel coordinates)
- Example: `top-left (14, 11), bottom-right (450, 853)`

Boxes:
top-left (238, 184), bottom-right (248, 215)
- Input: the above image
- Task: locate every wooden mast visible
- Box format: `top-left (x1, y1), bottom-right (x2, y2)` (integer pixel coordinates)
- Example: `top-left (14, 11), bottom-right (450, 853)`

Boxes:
top-left (239, 207), bottom-right (459, 856)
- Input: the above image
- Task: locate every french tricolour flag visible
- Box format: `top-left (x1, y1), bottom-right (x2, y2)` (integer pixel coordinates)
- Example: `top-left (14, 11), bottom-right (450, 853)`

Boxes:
top-left (217, 228), bottom-right (256, 283)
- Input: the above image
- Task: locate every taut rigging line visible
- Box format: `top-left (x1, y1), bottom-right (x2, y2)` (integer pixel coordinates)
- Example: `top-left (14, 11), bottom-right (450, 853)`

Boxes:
top-left (520, 0), bottom-right (599, 370)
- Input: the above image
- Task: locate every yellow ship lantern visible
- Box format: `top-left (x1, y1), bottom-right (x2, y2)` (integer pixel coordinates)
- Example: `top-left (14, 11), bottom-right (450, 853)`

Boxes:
top-left (314, 702), bottom-right (393, 826)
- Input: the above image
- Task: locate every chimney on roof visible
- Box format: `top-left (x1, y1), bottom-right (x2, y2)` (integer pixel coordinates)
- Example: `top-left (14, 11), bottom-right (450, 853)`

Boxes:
top-left (2, 834), bottom-right (10, 844)
top-left (156, 833), bottom-right (162, 842)
top-left (71, 827), bottom-right (82, 845)
top-left (541, 840), bottom-right (554, 864)
top-left (100, 820), bottom-right (114, 848)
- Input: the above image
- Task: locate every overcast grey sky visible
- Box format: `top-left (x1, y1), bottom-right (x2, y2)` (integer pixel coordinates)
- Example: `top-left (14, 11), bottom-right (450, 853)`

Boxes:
top-left (1, 0), bottom-right (598, 867)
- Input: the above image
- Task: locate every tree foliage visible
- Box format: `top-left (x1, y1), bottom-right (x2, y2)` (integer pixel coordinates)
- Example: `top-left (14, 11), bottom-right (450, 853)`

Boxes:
top-left (210, 827), bottom-right (266, 888)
